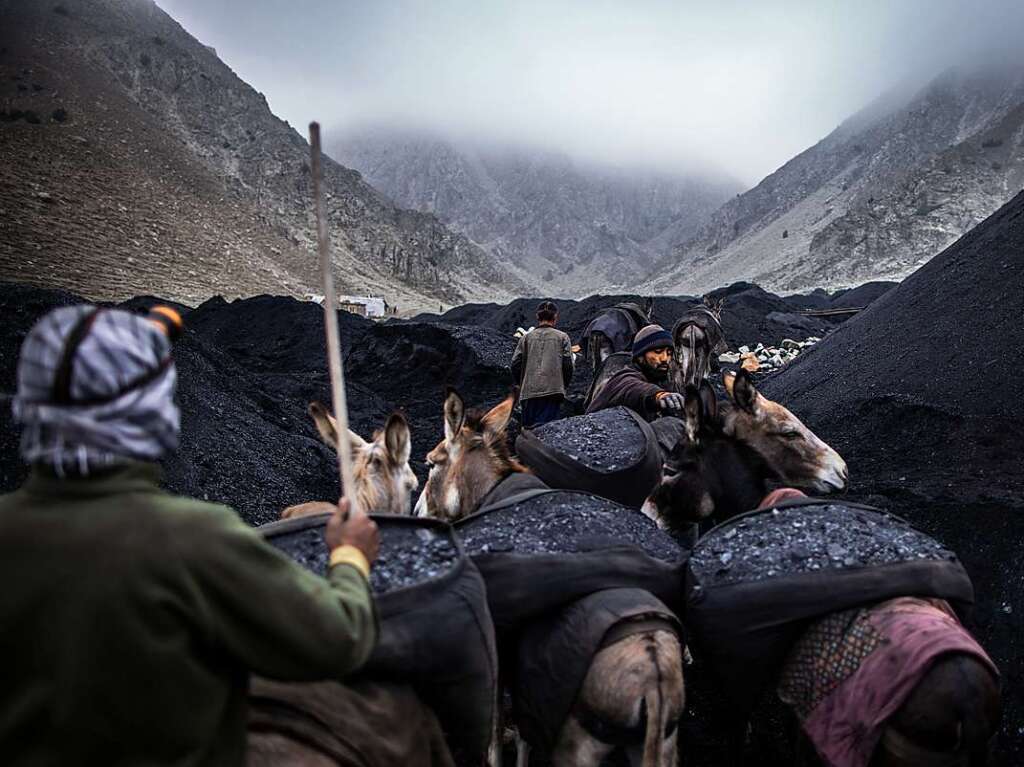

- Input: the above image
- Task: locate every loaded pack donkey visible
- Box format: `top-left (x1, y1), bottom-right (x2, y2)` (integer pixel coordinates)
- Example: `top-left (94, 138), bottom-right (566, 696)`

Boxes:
top-left (643, 370), bottom-right (847, 532)
top-left (643, 377), bottom-right (1000, 766)
top-left (252, 405), bottom-right (455, 766)
top-left (282, 402), bottom-right (418, 519)
top-left (581, 298), bottom-right (654, 371)
top-left (416, 390), bottom-right (685, 767)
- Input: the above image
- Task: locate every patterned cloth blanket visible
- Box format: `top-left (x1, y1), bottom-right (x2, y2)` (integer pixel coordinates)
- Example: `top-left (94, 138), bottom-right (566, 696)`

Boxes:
top-left (778, 597), bottom-right (998, 767)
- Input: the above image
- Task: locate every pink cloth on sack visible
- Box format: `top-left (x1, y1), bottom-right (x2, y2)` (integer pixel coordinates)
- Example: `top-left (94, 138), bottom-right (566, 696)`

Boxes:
top-left (779, 597), bottom-right (998, 767)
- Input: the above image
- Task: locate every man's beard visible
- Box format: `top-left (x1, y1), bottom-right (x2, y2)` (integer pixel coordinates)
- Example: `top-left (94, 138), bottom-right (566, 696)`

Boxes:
top-left (640, 359), bottom-right (670, 383)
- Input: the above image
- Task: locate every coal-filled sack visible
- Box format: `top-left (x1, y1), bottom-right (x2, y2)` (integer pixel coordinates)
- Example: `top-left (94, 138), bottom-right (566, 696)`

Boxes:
top-left (684, 498), bottom-right (975, 709)
top-left (514, 588), bottom-right (682, 758)
top-left (455, 480), bottom-right (686, 630)
top-left (260, 514), bottom-right (497, 764)
top-left (516, 407), bottom-right (662, 508)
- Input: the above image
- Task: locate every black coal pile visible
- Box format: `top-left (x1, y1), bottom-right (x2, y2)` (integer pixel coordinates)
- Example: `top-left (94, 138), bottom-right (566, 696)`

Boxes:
top-left (762, 190), bottom-right (1024, 763)
top-left (690, 504), bottom-right (955, 587)
top-left (703, 282), bottom-right (832, 348)
top-left (532, 407), bottom-right (645, 472)
top-left (829, 280), bottom-right (897, 309)
top-left (0, 283), bottom-right (81, 490)
top-left (187, 294), bottom-right (371, 375)
top-left (458, 491), bottom-right (682, 563)
top-left (265, 519), bottom-right (459, 594)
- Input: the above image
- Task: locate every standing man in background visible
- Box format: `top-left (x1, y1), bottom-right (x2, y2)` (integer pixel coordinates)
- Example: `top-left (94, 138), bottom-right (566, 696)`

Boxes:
top-left (511, 300), bottom-right (574, 428)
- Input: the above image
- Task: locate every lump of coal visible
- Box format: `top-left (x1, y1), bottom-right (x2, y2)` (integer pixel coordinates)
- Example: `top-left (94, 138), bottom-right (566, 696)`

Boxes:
top-left (532, 407), bottom-right (646, 473)
top-left (690, 503), bottom-right (956, 587)
top-left (266, 520), bottom-right (459, 594)
top-left (458, 491), bottom-right (683, 563)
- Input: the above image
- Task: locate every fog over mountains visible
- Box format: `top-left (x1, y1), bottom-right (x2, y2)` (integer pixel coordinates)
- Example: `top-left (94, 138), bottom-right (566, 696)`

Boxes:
top-left (337, 63), bottom-right (1024, 299)
top-left (332, 132), bottom-right (742, 295)
top-left (643, 63), bottom-right (1024, 295)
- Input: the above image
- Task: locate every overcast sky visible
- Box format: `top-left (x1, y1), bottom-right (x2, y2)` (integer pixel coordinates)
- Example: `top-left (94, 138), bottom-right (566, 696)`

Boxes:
top-left (157, 0), bottom-right (1024, 186)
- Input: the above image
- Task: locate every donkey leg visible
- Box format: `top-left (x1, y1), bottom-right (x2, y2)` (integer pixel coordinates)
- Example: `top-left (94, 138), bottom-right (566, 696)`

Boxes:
top-left (550, 715), bottom-right (614, 767)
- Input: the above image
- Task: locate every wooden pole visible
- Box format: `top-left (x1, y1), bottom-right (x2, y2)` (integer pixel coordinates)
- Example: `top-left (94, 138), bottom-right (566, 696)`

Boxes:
top-left (309, 121), bottom-right (358, 517)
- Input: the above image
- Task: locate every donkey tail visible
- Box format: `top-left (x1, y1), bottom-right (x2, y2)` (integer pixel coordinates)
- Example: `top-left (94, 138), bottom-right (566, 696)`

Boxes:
top-left (641, 685), bottom-right (664, 767)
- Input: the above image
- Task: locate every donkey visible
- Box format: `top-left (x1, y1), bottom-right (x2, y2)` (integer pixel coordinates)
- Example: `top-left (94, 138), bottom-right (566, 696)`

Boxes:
top-left (643, 385), bottom-right (1000, 766)
top-left (581, 299), bottom-right (654, 371)
top-left (283, 403), bottom-right (418, 518)
top-left (643, 370), bottom-right (847, 531)
top-left (547, 627), bottom-right (685, 767)
top-left (670, 296), bottom-right (727, 392)
top-left (416, 390), bottom-right (685, 767)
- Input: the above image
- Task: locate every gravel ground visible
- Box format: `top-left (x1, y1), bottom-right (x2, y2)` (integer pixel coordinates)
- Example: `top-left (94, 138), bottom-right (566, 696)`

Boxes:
top-left (690, 504), bottom-right (956, 586)
top-left (532, 407), bottom-right (645, 472)
top-left (458, 491), bottom-right (683, 562)
top-left (267, 522), bottom-right (459, 594)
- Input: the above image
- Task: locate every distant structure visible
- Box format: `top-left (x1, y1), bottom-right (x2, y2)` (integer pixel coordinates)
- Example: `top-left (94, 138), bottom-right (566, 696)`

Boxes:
top-left (338, 295), bottom-right (387, 318)
top-left (302, 292), bottom-right (389, 318)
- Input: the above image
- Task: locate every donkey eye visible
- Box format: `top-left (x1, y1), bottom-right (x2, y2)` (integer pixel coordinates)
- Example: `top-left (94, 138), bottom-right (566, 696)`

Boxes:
top-left (781, 430), bottom-right (801, 440)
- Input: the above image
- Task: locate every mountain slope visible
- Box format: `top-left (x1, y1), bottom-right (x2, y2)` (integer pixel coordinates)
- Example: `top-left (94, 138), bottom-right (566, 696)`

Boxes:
top-left (331, 131), bottom-right (742, 296)
top-left (0, 0), bottom-right (525, 309)
top-left (644, 66), bottom-right (1024, 295)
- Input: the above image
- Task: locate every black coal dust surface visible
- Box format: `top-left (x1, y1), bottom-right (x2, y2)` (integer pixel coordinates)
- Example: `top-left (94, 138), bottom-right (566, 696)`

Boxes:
top-left (266, 521), bottom-right (458, 594)
top-left (690, 504), bottom-right (955, 587)
top-left (458, 491), bottom-right (682, 563)
top-left (346, 321), bottom-right (517, 484)
top-left (761, 190), bottom-right (1024, 765)
top-left (532, 407), bottom-right (645, 472)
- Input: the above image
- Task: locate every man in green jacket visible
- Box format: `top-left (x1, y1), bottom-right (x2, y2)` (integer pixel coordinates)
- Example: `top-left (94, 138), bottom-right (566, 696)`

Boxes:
top-left (0, 304), bottom-right (380, 767)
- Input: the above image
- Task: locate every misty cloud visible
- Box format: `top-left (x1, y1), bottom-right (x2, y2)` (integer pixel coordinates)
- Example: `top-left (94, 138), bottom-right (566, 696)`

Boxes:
top-left (157, 0), bottom-right (1024, 185)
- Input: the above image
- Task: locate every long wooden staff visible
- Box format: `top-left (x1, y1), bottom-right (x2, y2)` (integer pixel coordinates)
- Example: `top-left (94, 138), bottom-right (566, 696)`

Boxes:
top-left (309, 122), bottom-right (358, 517)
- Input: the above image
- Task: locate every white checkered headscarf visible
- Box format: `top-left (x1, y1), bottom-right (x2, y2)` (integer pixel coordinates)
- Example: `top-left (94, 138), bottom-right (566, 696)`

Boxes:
top-left (12, 305), bottom-right (180, 475)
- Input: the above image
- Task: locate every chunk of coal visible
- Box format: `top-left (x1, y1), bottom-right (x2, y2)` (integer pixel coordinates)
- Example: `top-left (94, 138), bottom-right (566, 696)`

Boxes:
top-left (532, 407), bottom-right (646, 473)
top-left (267, 523), bottom-right (459, 594)
top-left (459, 491), bottom-right (682, 562)
top-left (690, 504), bottom-right (956, 586)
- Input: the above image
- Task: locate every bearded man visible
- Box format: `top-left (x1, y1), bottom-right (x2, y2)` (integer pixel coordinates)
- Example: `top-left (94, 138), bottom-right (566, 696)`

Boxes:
top-left (585, 324), bottom-right (685, 422)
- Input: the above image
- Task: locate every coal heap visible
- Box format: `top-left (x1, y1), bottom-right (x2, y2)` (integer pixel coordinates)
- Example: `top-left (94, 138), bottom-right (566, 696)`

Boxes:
top-left (187, 294), bottom-right (371, 375)
top-left (762, 190), bottom-right (1024, 761)
top-left (762, 192), bottom-right (1024, 504)
top-left (532, 407), bottom-right (646, 472)
top-left (829, 281), bottom-right (897, 309)
top-left (265, 519), bottom-right (459, 594)
top-left (415, 285), bottom-right (837, 352)
top-left (690, 504), bottom-right (956, 587)
top-left (458, 491), bottom-right (682, 563)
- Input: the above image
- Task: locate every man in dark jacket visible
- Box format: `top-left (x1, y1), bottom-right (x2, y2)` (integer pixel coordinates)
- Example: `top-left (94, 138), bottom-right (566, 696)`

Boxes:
top-left (0, 305), bottom-right (379, 767)
top-left (586, 324), bottom-right (685, 422)
top-left (511, 300), bottom-right (575, 428)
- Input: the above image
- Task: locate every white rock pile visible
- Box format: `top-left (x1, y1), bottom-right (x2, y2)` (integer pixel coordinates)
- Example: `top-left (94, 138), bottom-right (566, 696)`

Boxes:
top-left (720, 336), bottom-right (821, 373)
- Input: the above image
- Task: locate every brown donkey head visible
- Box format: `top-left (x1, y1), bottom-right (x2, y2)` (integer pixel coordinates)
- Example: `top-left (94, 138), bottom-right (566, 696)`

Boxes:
top-left (414, 389), bottom-right (524, 522)
top-left (282, 403), bottom-right (418, 517)
top-left (722, 370), bottom-right (848, 494)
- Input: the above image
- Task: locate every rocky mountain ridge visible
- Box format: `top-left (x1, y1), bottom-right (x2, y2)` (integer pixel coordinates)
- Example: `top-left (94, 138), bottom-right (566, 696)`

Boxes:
top-left (0, 0), bottom-right (525, 309)
top-left (643, 65), bottom-right (1024, 295)
top-left (331, 130), bottom-right (741, 296)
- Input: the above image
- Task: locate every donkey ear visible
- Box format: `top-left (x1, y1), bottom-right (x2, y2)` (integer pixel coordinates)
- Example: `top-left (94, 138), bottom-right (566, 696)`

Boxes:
top-left (481, 393), bottom-right (515, 438)
top-left (308, 401), bottom-right (367, 451)
top-left (698, 381), bottom-right (718, 422)
top-left (384, 412), bottom-right (412, 466)
top-left (731, 370), bottom-right (760, 414)
top-left (443, 388), bottom-right (466, 443)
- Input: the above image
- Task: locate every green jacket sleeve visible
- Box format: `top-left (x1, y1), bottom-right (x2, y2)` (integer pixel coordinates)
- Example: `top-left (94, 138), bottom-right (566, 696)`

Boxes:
top-left (180, 504), bottom-right (379, 682)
